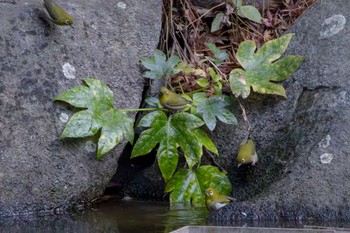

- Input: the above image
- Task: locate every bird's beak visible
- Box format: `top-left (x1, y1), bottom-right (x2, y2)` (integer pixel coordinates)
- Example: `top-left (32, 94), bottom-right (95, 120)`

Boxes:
top-left (70, 25), bottom-right (75, 29)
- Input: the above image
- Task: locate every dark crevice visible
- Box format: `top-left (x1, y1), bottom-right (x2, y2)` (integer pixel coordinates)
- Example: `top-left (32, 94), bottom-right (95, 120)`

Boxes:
top-left (104, 82), bottom-right (158, 197)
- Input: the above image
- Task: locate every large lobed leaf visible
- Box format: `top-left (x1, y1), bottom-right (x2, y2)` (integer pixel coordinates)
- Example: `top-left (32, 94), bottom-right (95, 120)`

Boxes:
top-left (131, 111), bottom-right (206, 181)
top-left (193, 93), bottom-right (238, 131)
top-left (229, 33), bottom-right (304, 98)
top-left (54, 78), bottom-right (134, 159)
top-left (165, 165), bottom-right (231, 206)
top-left (141, 49), bottom-right (180, 79)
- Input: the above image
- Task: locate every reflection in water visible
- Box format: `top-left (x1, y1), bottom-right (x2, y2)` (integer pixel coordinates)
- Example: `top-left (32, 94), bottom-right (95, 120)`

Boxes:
top-left (1, 200), bottom-right (350, 233)
top-left (0, 199), bottom-right (209, 233)
top-left (91, 200), bottom-right (209, 233)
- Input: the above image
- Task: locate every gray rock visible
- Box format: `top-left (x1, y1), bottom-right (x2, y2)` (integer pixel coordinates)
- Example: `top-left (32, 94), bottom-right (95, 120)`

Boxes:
top-left (123, 164), bottom-right (167, 201)
top-left (209, 0), bottom-right (350, 221)
top-left (0, 0), bottom-right (161, 216)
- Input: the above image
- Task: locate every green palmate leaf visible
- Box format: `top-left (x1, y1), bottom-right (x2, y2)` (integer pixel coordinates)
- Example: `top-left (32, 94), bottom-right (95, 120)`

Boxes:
top-left (54, 78), bottom-right (114, 109)
top-left (211, 12), bottom-right (224, 33)
top-left (193, 128), bottom-right (218, 155)
top-left (229, 33), bottom-right (304, 98)
top-left (145, 96), bottom-right (160, 107)
top-left (237, 5), bottom-right (262, 23)
top-left (207, 43), bottom-right (229, 66)
top-left (141, 49), bottom-right (180, 79)
top-left (53, 78), bottom-right (134, 159)
top-left (193, 93), bottom-right (238, 131)
top-left (165, 165), bottom-right (231, 206)
top-left (196, 165), bottom-right (231, 196)
top-left (131, 111), bottom-right (205, 181)
top-left (165, 170), bottom-right (203, 206)
top-left (97, 109), bottom-right (134, 159)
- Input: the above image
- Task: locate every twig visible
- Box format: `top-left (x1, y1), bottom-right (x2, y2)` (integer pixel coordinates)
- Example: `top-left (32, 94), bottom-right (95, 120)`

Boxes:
top-left (237, 98), bottom-right (252, 137)
top-left (205, 148), bottom-right (225, 171)
top-left (184, 2), bottom-right (226, 30)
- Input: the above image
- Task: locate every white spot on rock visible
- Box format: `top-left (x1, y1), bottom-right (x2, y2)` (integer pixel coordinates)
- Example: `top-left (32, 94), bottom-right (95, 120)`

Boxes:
top-left (117, 2), bottom-right (126, 9)
top-left (59, 113), bottom-right (69, 123)
top-left (338, 91), bottom-right (347, 104)
top-left (62, 63), bottom-right (76, 79)
top-left (320, 14), bottom-right (346, 39)
top-left (85, 140), bottom-right (96, 153)
top-left (318, 135), bottom-right (331, 148)
top-left (122, 195), bottom-right (133, 201)
top-left (320, 153), bottom-right (333, 164)
top-left (241, 212), bottom-right (247, 217)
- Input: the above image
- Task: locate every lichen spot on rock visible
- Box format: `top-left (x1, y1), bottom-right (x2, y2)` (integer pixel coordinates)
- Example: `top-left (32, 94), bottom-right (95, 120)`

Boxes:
top-left (62, 63), bottom-right (76, 79)
top-left (320, 153), bottom-right (333, 164)
top-left (319, 14), bottom-right (346, 39)
top-left (318, 135), bottom-right (331, 149)
top-left (85, 140), bottom-right (96, 153)
top-left (59, 112), bottom-right (69, 123)
top-left (117, 2), bottom-right (126, 9)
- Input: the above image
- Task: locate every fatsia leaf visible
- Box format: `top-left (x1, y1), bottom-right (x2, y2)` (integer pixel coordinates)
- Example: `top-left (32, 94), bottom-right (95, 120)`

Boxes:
top-left (54, 78), bottom-right (114, 110)
top-left (193, 93), bottom-right (238, 131)
top-left (196, 165), bottom-right (231, 196)
top-left (141, 50), bottom-right (180, 79)
top-left (193, 128), bottom-right (218, 155)
top-left (53, 78), bottom-right (134, 159)
top-left (229, 33), bottom-right (304, 98)
top-left (165, 166), bottom-right (231, 206)
top-left (97, 109), bottom-right (134, 159)
top-left (144, 96), bottom-right (160, 107)
top-left (131, 111), bottom-right (205, 181)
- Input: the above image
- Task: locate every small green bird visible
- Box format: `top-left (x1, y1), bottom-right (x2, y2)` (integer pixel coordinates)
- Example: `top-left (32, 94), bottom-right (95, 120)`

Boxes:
top-left (159, 87), bottom-right (191, 111)
top-left (205, 188), bottom-right (236, 212)
top-left (41, 0), bottom-right (73, 26)
top-left (236, 138), bottom-right (258, 167)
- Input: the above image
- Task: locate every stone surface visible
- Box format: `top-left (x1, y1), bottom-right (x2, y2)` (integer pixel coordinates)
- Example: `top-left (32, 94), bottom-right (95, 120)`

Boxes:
top-left (0, 0), bottom-right (161, 216)
top-left (209, 0), bottom-right (350, 221)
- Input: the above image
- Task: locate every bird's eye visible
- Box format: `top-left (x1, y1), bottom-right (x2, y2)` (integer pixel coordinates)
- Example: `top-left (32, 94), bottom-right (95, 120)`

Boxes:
top-left (65, 20), bottom-right (70, 25)
top-left (209, 191), bottom-right (213, 195)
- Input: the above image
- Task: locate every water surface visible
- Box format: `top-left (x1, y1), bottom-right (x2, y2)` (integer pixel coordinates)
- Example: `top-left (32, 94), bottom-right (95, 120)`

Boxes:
top-left (1, 199), bottom-right (350, 233)
top-left (0, 199), bottom-right (208, 233)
